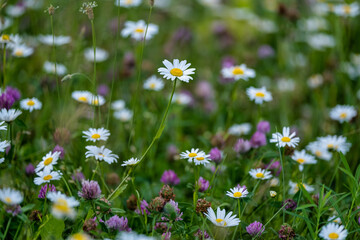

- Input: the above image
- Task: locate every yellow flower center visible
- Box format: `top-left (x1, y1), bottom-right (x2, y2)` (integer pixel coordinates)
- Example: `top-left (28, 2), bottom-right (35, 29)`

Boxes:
top-left (91, 133), bottom-right (101, 139)
top-left (339, 113), bottom-right (347, 119)
top-left (71, 233), bottom-right (87, 240)
top-left (315, 151), bottom-right (322, 157)
top-left (78, 96), bottom-right (87, 102)
top-left (196, 157), bottom-right (205, 161)
top-left (44, 157), bottom-right (53, 166)
top-left (15, 50), bottom-right (23, 57)
top-left (188, 153), bottom-right (197, 157)
top-left (232, 67), bottom-right (244, 75)
top-left (2, 35), bottom-right (9, 41)
top-left (92, 99), bottom-right (99, 105)
top-left (216, 218), bottom-right (227, 226)
top-left (53, 198), bottom-right (70, 213)
top-left (255, 92), bottom-right (265, 97)
top-left (327, 144), bottom-right (334, 149)
top-left (5, 197), bottom-right (12, 203)
top-left (255, 172), bottom-right (264, 178)
top-left (27, 100), bottom-right (35, 106)
top-left (125, 0), bottom-right (133, 4)
top-left (233, 192), bottom-right (242, 197)
top-left (135, 28), bottom-right (144, 33)
top-left (43, 175), bottom-right (53, 181)
top-left (99, 153), bottom-right (105, 157)
top-left (296, 158), bottom-right (305, 164)
top-left (328, 232), bottom-right (339, 239)
top-left (170, 68), bottom-right (183, 77)
top-left (150, 83), bottom-right (156, 89)
top-left (281, 137), bottom-right (291, 142)
top-left (343, 5), bottom-right (351, 14)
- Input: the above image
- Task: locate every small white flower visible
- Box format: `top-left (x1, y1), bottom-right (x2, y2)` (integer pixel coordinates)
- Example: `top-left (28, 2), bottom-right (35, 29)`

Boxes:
top-left (319, 223), bottom-right (348, 240)
top-left (88, 95), bottom-right (106, 106)
top-left (334, 3), bottom-right (360, 17)
top-left (306, 141), bottom-right (332, 161)
top-left (270, 191), bottom-right (277, 198)
top-left (143, 75), bottom-right (164, 91)
top-left (317, 135), bottom-right (351, 154)
top-left (172, 93), bottom-right (192, 106)
top-left (72, 91), bottom-right (93, 104)
top-left (84, 47), bottom-right (109, 62)
top-left (270, 178), bottom-right (279, 187)
top-left (307, 74), bottom-right (324, 89)
top-left (114, 109), bottom-right (133, 122)
top-left (111, 99), bottom-right (126, 111)
top-left (83, 128), bottom-right (110, 142)
top-left (228, 123), bottom-right (251, 136)
top-left (221, 64), bottom-right (256, 81)
top-left (0, 109), bottom-right (22, 122)
top-left (158, 59), bottom-right (196, 83)
top-left (226, 186), bottom-right (249, 199)
top-left (115, 0), bottom-right (142, 8)
top-left (121, 157), bottom-right (140, 166)
top-left (291, 150), bottom-right (317, 171)
top-left (38, 35), bottom-right (71, 46)
top-left (277, 78), bottom-right (295, 92)
top-left (328, 215), bottom-right (342, 225)
top-left (307, 33), bottom-right (335, 51)
top-left (85, 145), bottom-right (119, 164)
top-left (35, 151), bottom-right (61, 173)
top-left (180, 148), bottom-right (211, 165)
top-left (270, 127), bottom-right (300, 148)
top-left (249, 168), bottom-right (272, 180)
top-left (6, 5), bottom-right (26, 17)
top-left (329, 105), bottom-right (357, 123)
top-left (0, 140), bottom-right (10, 152)
top-left (20, 98), bottom-right (42, 112)
top-left (246, 86), bottom-right (272, 104)
top-left (289, 181), bottom-right (314, 195)
top-left (11, 44), bottom-right (34, 57)
top-left (204, 207), bottom-right (240, 227)
top-left (121, 20), bottom-right (159, 41)
top-left (43, 61), bottom-right (67, 76)
top-left (0, 121), bottom-right (7, 131)
top-left (34, 169), bottom-right (62, 185)
top-left (0, 188), bottom-right (23, 205)
top-left (47, 191), bottom-right (79, 219)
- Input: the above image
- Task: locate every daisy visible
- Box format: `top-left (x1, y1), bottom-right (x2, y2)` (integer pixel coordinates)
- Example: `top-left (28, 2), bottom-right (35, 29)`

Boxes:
top-left (158, 59), bottom-right (196, 83)
top-left (0, 188), bottom-right (23, 205)
top-left (84, 47), bottom-right (109, 62)
top-left (269, 127), bottom-right (300, 148)
top-left (114, 109), bottom-right (133, 122)
top-left (289, 181), bottom-right (314, 195)
top-left (0, 121), bottom-right (7, 131)
top-left (71, 91), bottom-right (93, 104)
top-left (180, 148), bottom-right (203, 162)
top-left (0, 34), bottom-right (11, 44)
top-left (329, 105), bottom-right (357, 123)
top-left (43, 61), bottom-right (67, 76)
top-left (191, 152), bottom-right (211, 166)
top-left (83, 128), bottom-right (110, 142)
top-left (291, 150), bottom-right (317, 171)
top-left (270, 191), bottom-right (277, 197)
top-left (334, 3), bottom-right (359, 17)
top-left (0, 140), bottom-right (10, 152)
top-left (221, 64), bottom-right (256, 81)
top-left (143, 75), bottom-right (164, 91)
top-left (68, 233), bottom-right (92, 240)
top-left (249, 168), bottom-right (272, 180)
top-left (0, 109), bottom-right (22, 122)
top-left (11, 44), bottom-right (34, 57)
top-left (246, 86), bottom-right (272, 104)
top-left (47, 191), bottom-right (79, 219)
top-left (204, 207), bottom-right (240, 227)
top-left (172, 93), bottom-right (193, 105)
top-left (226, 186), bottom-right (249, 199)
top-left (85, 145), bottom-right (119, 164)
top-left (88, 95), bottom-right (106, 106)
top-left (115, 0), bottom-right (142, 8)
top-left (35, 151), bottom-right (61, 173)
top-left (121, 157), bottom-right (140, 166)
top-left (6, 5), bottom-right (26, 17)
top-left (306, 33), bottom-right (335, 51)
top-left (38, 35), bottom-right (71, 46)
top-left (317, 135), bottom-right (351, 154)
top-left (228, 123), bottom-right (251, 136)
top-left (0, 18), bottom-right (12, 32)
top-left (111, 99), bottom-right (126, 111)
top-left (34, 169), bottom-right (62, 185)
top-left (20, 98), bottom-right (42, 112)
top-left (328, 215), bottom-right (342, 225)
top-left (306, 141), bottom-right (332, 161)
top-left (307, 74), bottom-right (324, 89)
top-left (319, 223), bottom-right (348, 240)
top-left (121, 20), bottom-right (159, 41)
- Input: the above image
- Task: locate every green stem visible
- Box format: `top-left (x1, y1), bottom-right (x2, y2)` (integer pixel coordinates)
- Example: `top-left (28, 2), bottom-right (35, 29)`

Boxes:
top-left (62, 176), bottom-right (72, 196)
top-left (50, 14), bottom-right (61, 103)
top-left (91, 161), bottom-right (99, 180)
top-left (278, 143), bottom-right (286, 224)
top-left (90, 19), bottom-right (97, 127)
top-left (107, 168), bottom-right (132, 201)
top-left (3, 217), bottom-right (12, 240)
top-left (3, 45), bottom-right (6, 89)
top-left (226, 81), bottom-right (240, 128)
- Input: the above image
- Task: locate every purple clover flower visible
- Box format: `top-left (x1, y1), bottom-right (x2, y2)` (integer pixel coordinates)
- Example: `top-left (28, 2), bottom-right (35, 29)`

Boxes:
top-left (246, 221), bottom-right (265, 237)
top-left (160, 170), bottom-right (180, 185)
top-left (38, 184), bottom-right (56, 199)
top-left (198, 177), bottom-right (210, 192)
top-left (105, 215), bottom-right (131, 232)
top-left (78, 180), bottom-right (101, 200)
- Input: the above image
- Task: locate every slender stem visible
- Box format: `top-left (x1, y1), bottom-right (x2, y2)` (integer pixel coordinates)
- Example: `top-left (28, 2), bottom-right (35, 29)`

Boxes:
top-left (107, 168), bottom-right (132, 200)
top-left (90, 19), bottom-right (97, 127)
top-left (50, 15), bottom-right (60, 103)
top-left (226, 81), bottom-right (240, 128)
top-left (62, 176), bottom-right (72, 196)
top-left (3, 45), bottom-right (6, 89)
top-left (91, 161), bottom-right (99, 180)
top-left (3, 217), bottom-right (12, 240)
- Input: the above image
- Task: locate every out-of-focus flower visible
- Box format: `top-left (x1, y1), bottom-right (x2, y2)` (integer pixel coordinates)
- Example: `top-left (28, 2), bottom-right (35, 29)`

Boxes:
top-left (161, 170), bottom-right (180, 185)
top-left (0, 188), bottom-right (23, 205)
top-left (246, 221), bottom-right (265, 237)
top-left (84, 47), bottom-right (109, 62)
top-left (209, 147), bottom-right (222, 163)
top-left (329, 105), bottom-right (357, 123)
top-left (121, 20), bottom-right (158, 41)
top-left (38, 184), bottom-right (56, 199)
top-left (53, 145), bottom-right (65, 159)
top-left (221, 64), bottom-right (255, 81)
top-left (105, 215), bottom-right (131, 232)
top-left (249, 168), bottom-right (272, 180)
top-left (258, 45), bottom-right (275, 59)
top-left (228, 123), bottom-right (251, 136)
top-left (78, 180), bottom-right (101, 200)
top-left (250, 131), bottom-right (267, 148)
top-left (257, 121), bottom-right (270, 133)
top-left (233, 138), bottom-right (251, 153)
top-left (20, 98), bottom-right (42, 112)
top-left (26, 163), bottom-right (35, 175)
top-left (283, 199), bottom-right (297, 211)
top-left (135, 200), bottom-right (150, 215)
top-left (198, 177), bottom-right (210, 192)
top-left (47, 191), bottom-right (79, 219)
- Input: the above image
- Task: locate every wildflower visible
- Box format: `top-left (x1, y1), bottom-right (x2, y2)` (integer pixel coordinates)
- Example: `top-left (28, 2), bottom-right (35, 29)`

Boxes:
top-left (121, 20), bottom-right (159, 41)
top-left (306, 141), bottom-right (332, 161)
top-left (250, 131), bottom-right (267, 148)
top-left (266, 161), bottom-right (282, 176)
top-left (196, 198), bottom-right (211, 214)
top-left (328, 215), bottom-right (342, 224)
top-left (72, 90), bottom-right (93, 103)
top-left (115, 0), bottom-right (142, 8)
top-left (85, 145), bottom-right (119, 164)
top-left (160, 170), bottom-right (180, 185)
top-left (121, 157), bottom-right (140, 166)
top-left (53, 145), bottom-right (65, 159)
top-left (149, 196), bottom-right (166, 212)
top-left (143, 75), bottom-right (164, 91)
top-left (198, 177), bottom-right (210, 192)
top-left (306, 33), bottom-right (335, 51)
top-left (158, 59), bottom-right (196, 83)
top-left (270, 191), bottom-right (277, 197)
top-left (135, 200), bottom-right (150, 215)
top-left (35, 151), bottom-right (61, 172)
top-left (283, 199), bottom-right (297, 211)
top-left (29, 210), bottom-right (42, 222)
top-left (25, 163), bottom-right (35, 175)
top-left (0, 188), bottom-right (23, 205)
top-left (38, 35), bottom-right (71, 46)
top-left (84, 47), bottom-right (109, 62)
top-left (226, 186), bottom-right (248, 198)
top-left (111, 99), bottom-right (126, 111)
top-left (38, 184), bottom-right (56, 199)
top-left (83, 127), bottom-right (110, 142)
top-left (194, 229), bottom-right (210, 239)
top-left (172, 92), bottom-right (193, 105)
top-left (0, 87), bottom-right (21, 109)
top-left (221, 64), bottom-right (255, 81)
top-left (317, 135), bottom-right (351, 154)
top-left (204, 207), bottom-right (240, 227)
top-left (47, 191), bottom-right (79, 219)
top-left (249, 168), bottom-right (272, 180)
top-left (34, 169), bottom-right (62, 185)
top-left (291, 150), bottom-right (317, 171)
top-left (228, 123), bottom-right (251, 136)
top-left (319, 223), bottom-right (348, 240)
top-left (180, 148), bottom-right (208, 165)
top-left (78, 180), bottom-right (101, 200)
top-left (257, 45), bottom-right (275, 58)
top-left (246, 86), bottom-right (273, 104)
top-left (11, 44), bottom-right (34, 58)
top-left (334, 3), bottom-right (360, 17)
top-left (289, 181), bottom-right (315, 195)
top-left (160, 185), bottom-right (175, 202)
top-left (89, 95), bottom-right (105, 106)
top-left (80, 1), bottom-right (98, 20)
top-left (20, 98), bottom-right (42, 112)
top-left (43, 61), bottom-right (67, 75)
top-left (270, 127), bottom-right (300, 148)
top-left (209, 147), bottom-right (222, 163)
top-left (68, 233), bottom-right (92, 240)
top-left (257, 121), bottom-right (270, 133)
top-left (307, 74), bottom-right (324, 89)
top-left (233, 138), bottom-right (251, 153)
top-left (164, 200), bottom-right (183, 221)
top-left (83, 217), bottom-right (98, 232)
top-left (97, 84), bottom-right (109, 96)
top-left (279, 224), bottom-right (296, 240)
top-left (72, 172), bottom-right (85, 182)
top-left (246, 221), bottom-right (265, 237)
top-left (329, 105), bottom-right (357, 123)
top-left (114, 109), bottom-right (133, 121)
top-left (0, 140), bottom-right (10, 152)
top-left (5, 204), bottom-right (22, 216)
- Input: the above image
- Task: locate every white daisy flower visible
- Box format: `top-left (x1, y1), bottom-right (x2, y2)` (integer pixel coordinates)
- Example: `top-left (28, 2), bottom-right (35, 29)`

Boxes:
top-left (317, 135), bottom-right (351, 154)
top-left (85, 145), bottom-right (119, 164)
top-left (89, 95), bottom-right (106, 106)
top-left (306, 33), bottom-right (335, 51)
top-left (289, 181), bottom-right (314, 195)
top-left (121, 20), bottom-right (159, 41)
top-left (71, 91), bottom-right (93, 104)
top-left (143, 75), bottom-right (164, 91)
top-left (6, 5), bottom-right (26, 17)
top-left (277, 78), bottom-right (295, 92)
top-left (0, 188), bottom-right (23, 205)
top-left (20, 98), bottom-right (42, 112)
top-left (0, 121), bottom-right (7, 131)
top-left (221, 64), bottom-right (256, 81)
top-left (270, 191), bottom-right (277, 197)
top-left (111, 99), bottom-right (126, 111)
top-left (84, 47), bottom-right (109, 62)
top-left (319, 223), bottom-right (348, 240)
top-left (0, 109), bottom-right (22, 122)
top-left (291, 150), bottom-right (317, 171)
top-left (68, 233), bottom-right (92, 240)
top-left (329, 105), bottom-right (357, 123)
top-left (34, 169), bottom-right (62, 185)
top-left (228, 123), bottom-right (252, 136)
top-left (328, 215), bottom-right (342, 225)
top-left (190, 152), bottom-right (211, 166)
top-left (121, 157), bottom-right (140, 166)
top-left (0, 18), bottom-right (12, 32)
top-left (246, 86), bottom-right (272, 104)
top-left (172, 93), bottom-right (192, 106)
top-left (11, 44), bottom-right (34, 58)
top-left (83, 128), bottom-right (110, 142)
top-left (307, 74), bottom-right (324, 89)
top-left (0, 34), bottom-right (11, 44)
top-left (35, 151), bottom-right (61, 173)
top-left (43, 61), bottom-right (67, 76)
top-left (0, 158), bottom-right (4, 164)
top-left (47, 191), bottom-right (79, 219)
top-left (115, 0), bottom-right (142, 8)
top-left (0, 140), bottom-right (10, 152)
top-left (38, 35), bottom-right (71, 46)
top-left (158, 59), bottom-right (196, 83)
top-left (270, 127), bottom-right (300, 148)
top-left (249, 168), bottom-right (272, 180)
top-left (334, 3), bottom-right (359, 17)
top-left (179, 148), bottom-right (202, 162)
top-left (204, 207), bottom-right (240, 227)
top-left (114, 109), bottom-right (133, 122)
top-left (226, 186), bottom-right (249, 199)
top-left (306, 141), bottom-right (332, 161)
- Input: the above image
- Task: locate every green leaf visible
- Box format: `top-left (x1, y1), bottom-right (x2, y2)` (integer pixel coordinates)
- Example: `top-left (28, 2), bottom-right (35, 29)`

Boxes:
top-left (111, 208), bottom-right (125, 214)
top-left (40, 216), bottom-right (65, 240)
top-left (21, 204), bottom-right (35, 213)
top-left (14, 118), bottom-right (27, 129)
top-left (108, 183), bottom-right (128, 201)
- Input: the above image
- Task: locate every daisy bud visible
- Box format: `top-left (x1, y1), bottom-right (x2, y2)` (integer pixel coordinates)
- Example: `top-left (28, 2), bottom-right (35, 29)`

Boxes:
top-left (126, 194), bottom-right (137, 211)
top-left (196, 198), bottom-right (211, 215)
top-left (278, 224), bottom-right (296, 240)
top-left (160, 185), bottom-right (175, 202)
top-left (149, 197), bottom-right (166, 212)
top-left (270, 191), bottom-right (277, 198)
